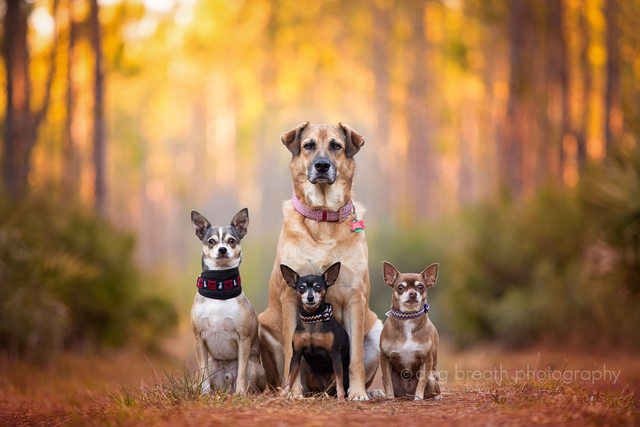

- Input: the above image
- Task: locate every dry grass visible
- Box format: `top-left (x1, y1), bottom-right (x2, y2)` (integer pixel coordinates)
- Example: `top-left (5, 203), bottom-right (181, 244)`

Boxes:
top-left (1, 346), bottom-right (638, 426)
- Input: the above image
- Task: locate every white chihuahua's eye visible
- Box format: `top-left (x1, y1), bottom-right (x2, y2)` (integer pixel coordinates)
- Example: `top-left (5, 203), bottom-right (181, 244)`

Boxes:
top-left (208, 238), bottom-right (214, 244)
top-left (228, 237), bottom-right (236, 244)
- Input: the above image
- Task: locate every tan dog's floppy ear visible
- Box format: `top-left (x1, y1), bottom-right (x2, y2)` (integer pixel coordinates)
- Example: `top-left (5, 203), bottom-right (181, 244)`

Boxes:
top-left (322, 262), bottom-right (341, 287)
top-left (191, 211), bottom-right (211, 241)
top-left (281, 121), bottom-right (309, 156)
top-left (383, 261), bottom-right (400, 287)
top-left (280, 264), bottom-right (300, 288)
top-left (338, 122), bottom-right (365, 158)
top-left (421, 263), bottom-right (439, 288)
top-left (231, 208), bottom-right (249, 238)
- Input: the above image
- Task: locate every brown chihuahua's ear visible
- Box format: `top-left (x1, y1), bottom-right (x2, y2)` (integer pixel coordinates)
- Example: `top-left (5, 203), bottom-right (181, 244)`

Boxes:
top-left (338, 122), bottom-right (366, 158)
top-left (280, 264), bottom-right (300, 288)
top-left (281, 121), bottom-right (309, 157)
top-left (322, 262), bottom-right (341, 287)
top-left (231, 208), bottom-right (249, 238)
top-left (191, 211), bottom-right (211, 241)
top-left (383, 261), bottom-right (400, 287)
top-left (421, 263), bottom-right (439, 288)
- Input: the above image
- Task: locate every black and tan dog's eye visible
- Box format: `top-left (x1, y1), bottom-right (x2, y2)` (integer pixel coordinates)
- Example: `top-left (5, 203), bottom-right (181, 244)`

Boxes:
top-left (314, 284), bottom-right (322, 291)
top-left (330, 140), bottom-right (342, 151)
top-left (298, 285), bottom-right (306, 292)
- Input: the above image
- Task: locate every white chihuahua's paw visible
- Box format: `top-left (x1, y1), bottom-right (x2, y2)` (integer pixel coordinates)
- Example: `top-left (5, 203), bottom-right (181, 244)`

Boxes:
top-left (201, 380), bottom-right (211, 394)
top-left (434, 394), bottom-right (443, 401)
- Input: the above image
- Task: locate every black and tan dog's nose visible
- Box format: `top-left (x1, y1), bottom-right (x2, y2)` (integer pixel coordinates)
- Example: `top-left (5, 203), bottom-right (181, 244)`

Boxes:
top-left (314, 160), bottom-right (331, 173)
top-left (218, 246), bottom-right (227, 255)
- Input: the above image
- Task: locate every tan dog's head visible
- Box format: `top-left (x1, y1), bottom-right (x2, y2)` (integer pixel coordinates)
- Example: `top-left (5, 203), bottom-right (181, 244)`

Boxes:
top-left (383, 262), bottom-right (439, 312)
top-left (282, 122), bottom-right (365, 207)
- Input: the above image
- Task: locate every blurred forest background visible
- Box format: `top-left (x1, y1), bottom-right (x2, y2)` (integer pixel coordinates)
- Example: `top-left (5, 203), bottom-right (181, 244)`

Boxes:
top-left (1, 0), bottom-right (639, 362)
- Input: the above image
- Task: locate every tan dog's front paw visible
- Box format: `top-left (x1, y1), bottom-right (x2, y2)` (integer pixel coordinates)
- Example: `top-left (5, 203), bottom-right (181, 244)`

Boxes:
top-left (348, 388), bottom-right (370, 401)
top-left (413, 395), bottom-right (423, 401)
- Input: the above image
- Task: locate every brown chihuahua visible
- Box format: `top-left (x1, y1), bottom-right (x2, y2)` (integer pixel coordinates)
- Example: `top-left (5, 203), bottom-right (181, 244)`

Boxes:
top-left (379, 262), bottom-right (441, 400)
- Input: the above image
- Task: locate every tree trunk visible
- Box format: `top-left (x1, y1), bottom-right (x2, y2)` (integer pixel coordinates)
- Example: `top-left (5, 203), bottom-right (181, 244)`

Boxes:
top-left (90, 0), bottom-right (106, 214)
top-left (372, 0), bottom-right (392, 216)
top-left (406, 0), bottom-right (435, 218)
top-left (2, 0), bottom-right (59, 199)
top-left (501, 0), bottom-right (527, 197)
top-left (604, 0), bottom-right (622, 154)
top-left (548, 0), bottom-right (570, 181)
top-left (2, 0), bottom-right (34, 198)
top-left (63, 0), bottom-right (79, 197)
top-left (576, 1), bottom-right (591, 170)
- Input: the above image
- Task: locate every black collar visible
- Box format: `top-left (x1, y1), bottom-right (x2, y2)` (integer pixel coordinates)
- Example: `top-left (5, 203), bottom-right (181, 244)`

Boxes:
top-left (197, 267), bottom-right (242, 300)
top-left (299, 303), bottom-right (333, 323)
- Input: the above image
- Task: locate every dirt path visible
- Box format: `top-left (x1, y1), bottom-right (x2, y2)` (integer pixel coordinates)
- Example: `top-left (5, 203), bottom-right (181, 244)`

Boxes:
top-left (1, 346), bottom-right (638, 425)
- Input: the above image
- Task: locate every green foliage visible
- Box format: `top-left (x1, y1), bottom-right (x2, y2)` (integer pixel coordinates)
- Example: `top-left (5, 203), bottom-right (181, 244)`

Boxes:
top-left (0, 194), bottom-right (177, 360)
top-left (368, 148), bottom-right (640, 348)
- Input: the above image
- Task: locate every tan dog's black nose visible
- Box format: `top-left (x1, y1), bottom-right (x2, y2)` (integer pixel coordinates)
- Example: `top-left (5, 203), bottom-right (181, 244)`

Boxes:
top-left (314, 160), bottom-right (331, 173)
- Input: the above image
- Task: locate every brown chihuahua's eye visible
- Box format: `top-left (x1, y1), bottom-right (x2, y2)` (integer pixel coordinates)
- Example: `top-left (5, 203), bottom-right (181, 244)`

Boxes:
top-left (303, 140), bottom-right (316, 150)
top-left (418, 284), bottom-right (424, 291)
top-left (330, 140), bottom-right (342, 151)
top-left (397, 284), bottom-right (404, 291)
top-left (208, 238), bottom-right (215, 244)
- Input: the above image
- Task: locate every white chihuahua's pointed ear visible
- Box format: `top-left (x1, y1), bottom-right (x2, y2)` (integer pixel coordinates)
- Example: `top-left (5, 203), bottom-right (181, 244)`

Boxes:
top-left (191, 211), bottom-right (211, 241)
top-left (231, 208), bottom-right (249, 238)
top-left (338, 122), bottom-right (365, 158)
top-left (281, 121), bottom-right (309, 157)
top-left (383, 262), bottom-right (400, 287)
top-left (322, 262), bottom-right (341, 287)
top-left (280, 264), bottom-right (299, 288)
top-left (421, 263), bottom-right (439, 288)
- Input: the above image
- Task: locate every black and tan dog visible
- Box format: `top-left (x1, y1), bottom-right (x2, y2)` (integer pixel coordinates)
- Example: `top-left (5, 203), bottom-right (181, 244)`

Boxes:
top-left (258, 122), bottom-right (382, 400)
top-left (379, 262), bottom-right (441, 400)
top-left (280, 262), bottom-right (350, 399)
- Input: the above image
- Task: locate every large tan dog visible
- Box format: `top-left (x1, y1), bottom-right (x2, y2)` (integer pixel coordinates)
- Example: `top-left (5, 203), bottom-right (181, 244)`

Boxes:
top-left (258, 122), bottom-right (382, 400)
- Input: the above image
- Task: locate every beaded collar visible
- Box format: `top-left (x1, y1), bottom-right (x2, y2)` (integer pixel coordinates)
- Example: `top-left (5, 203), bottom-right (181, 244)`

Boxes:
top-left (385, 302), bottom-right (430, 320)
top-left (300, 303), bottom-right (333, 323)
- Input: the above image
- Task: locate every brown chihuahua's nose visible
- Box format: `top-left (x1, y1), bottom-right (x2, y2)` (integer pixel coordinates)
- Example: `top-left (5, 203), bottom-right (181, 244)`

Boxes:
top-left (218, 246), bottom-right (227, 255)
top-left (408, 291), bottom-right (417, 299)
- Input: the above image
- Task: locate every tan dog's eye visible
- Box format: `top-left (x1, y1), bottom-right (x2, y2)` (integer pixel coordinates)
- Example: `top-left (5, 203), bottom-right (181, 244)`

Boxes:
top-left (303, 140), bottom-right (316, 150)
top-left (330, 141), bottom-right (342, 151)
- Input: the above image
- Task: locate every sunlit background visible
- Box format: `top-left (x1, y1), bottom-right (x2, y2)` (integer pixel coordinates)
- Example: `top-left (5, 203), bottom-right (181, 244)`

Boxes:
top-left (1, 0), bottom-right (639, 362)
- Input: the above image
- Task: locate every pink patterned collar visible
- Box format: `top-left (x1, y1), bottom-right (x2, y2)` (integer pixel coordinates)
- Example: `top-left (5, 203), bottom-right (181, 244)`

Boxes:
top-left (292, 193), bottom-right (352, 222)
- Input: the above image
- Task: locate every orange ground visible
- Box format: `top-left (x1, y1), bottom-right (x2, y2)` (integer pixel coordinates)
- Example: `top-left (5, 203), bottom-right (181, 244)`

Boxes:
top-left (1, 344), bottom-right (638, 425)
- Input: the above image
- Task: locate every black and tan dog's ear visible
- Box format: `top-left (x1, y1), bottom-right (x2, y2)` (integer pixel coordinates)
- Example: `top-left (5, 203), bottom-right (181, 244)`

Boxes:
top-left (338, 122), bottom-right (365, 158)
top-left (421, 263), bottom-right (439, 288)
top-left (383, 261), bottom-right (400, 287)
top-left (280, 264), bottom-right (300, 288)
top-left (191, 210), bottom-right (211, 241)
top-left (281, 121), bottom-right (309, 156)
top-left (322, 262), bottom-right (341, 287)
top-left (231, 208), bottom-right (249, 238)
